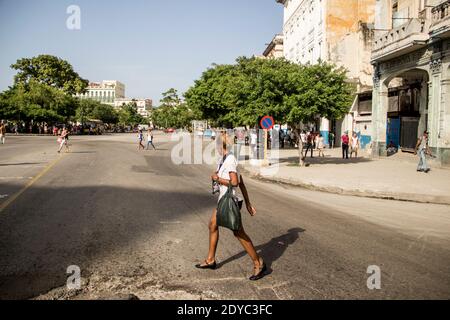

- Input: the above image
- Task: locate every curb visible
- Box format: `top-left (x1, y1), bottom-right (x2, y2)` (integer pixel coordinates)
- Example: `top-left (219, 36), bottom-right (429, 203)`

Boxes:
top-left (240, 166), bottom-right (450, 206)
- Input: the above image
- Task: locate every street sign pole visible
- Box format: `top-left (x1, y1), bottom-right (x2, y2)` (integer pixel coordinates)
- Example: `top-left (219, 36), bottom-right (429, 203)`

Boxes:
top-left (263, 129), bottom-right (269, 167)
top-left (259, 116), bottom-right (274, 167)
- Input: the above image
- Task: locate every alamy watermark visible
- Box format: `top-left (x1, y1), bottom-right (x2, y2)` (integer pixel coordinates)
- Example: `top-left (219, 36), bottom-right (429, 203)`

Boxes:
top-left (170, 129), bottom-right (280, 177)
top-left (366, 265), bottom-right (381, 290)
top-left (66, 265), bottom-right (81, 290)
top-left (66, 5), bottom-right (81, 30)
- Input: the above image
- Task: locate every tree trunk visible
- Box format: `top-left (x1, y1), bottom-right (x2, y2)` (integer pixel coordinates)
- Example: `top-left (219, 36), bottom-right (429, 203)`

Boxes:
top-left (292, 126), bottom-right (305, 167)
top-left (298, 138), bottom-right (305, 167)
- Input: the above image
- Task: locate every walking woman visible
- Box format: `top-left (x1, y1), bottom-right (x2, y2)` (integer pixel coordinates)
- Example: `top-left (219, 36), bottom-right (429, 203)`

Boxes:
top-left (196, 133), bottom-right (266, 281)
top-left (138, 129), bottom-right (145, 150)
top-left (146, 128), bottom-right (156, 150)
top-left (57, 127), bottom-right (70, 153)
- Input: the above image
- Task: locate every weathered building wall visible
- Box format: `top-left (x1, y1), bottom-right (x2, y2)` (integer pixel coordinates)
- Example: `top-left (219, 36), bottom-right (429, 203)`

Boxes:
top-left (325, 1), bottom-right (376, 148)
top-left (326, 0), bottom-right (375, 57)
top-left (329, 22), bottom-right (374, 90)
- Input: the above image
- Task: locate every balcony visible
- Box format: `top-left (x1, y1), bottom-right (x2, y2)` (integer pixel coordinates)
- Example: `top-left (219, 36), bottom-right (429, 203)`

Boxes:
top-left (430, 0), bottom-right (450, 39)
top-left (372, 18), bottom-right (430, 63)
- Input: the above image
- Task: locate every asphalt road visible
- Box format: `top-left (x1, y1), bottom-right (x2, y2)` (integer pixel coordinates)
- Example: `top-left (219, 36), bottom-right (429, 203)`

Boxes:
top-left (0, 133), bottom-right (449, 300)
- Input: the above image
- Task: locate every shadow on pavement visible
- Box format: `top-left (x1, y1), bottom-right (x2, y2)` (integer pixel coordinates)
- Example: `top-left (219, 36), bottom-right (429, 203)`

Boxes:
top-left (68, 151), bottom-right (98, 154)
top-left (279, 156), bottom-right (372, 166)
top-left (0, 185), bottom-right (214, 300)
top-left (217, 228), bottom-right (305, 274)
top-left (0, 162), bottom-right (44, 167)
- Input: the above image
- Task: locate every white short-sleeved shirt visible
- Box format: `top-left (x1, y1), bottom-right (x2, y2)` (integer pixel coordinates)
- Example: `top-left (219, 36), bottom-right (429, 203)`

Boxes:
top-left (217, 154), bottom-right (240, 202)
top-left (250, 133), bottom-right (257, 145)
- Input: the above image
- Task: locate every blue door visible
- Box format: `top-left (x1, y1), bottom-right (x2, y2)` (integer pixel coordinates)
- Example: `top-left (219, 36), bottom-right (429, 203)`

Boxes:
top-left (386, 118), bottom-right (400, 148)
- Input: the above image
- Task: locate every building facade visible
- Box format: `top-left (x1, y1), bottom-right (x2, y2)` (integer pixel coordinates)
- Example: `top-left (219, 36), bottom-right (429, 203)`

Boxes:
top-left (277, 0), bottom-right (376, 148)
top-left (371, 0), bottom-right (450, 166)
top-left (76, 80), bottom-right (126, 106)
top-left (263, 34), bottom-right (285, 59)
top-left (114, 98), bottom-right (153, 118)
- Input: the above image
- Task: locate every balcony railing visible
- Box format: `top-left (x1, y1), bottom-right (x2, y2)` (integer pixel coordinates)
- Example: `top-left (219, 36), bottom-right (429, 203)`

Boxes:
top-left (372, 18), bottom-right (430, 62)
top-left (430, 0), bottom-right (450, 38)
top-left (432, 0), bottom-right (450, 22)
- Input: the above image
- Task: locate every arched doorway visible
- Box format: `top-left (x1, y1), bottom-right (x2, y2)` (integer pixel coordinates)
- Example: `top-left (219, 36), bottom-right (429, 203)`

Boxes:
top-left (383, 68), bottom-right (429, 152)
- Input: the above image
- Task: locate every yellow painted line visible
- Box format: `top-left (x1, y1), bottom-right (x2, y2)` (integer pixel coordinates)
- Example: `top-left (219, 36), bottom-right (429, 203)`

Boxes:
top-left (0, 153), bottom-right (67, 213)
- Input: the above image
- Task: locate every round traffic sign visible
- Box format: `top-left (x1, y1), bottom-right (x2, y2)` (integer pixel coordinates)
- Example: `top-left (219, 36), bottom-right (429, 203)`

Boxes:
top-left (260, 116), bottom-right (275, 130)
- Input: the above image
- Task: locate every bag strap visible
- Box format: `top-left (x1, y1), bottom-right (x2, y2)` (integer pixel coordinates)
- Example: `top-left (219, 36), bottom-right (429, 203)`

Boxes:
top-left (218, 152), bottom-right (233, 173)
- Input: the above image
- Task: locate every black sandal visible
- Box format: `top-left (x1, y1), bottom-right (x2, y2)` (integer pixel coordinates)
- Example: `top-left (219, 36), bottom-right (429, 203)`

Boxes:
top-left (195, 260), bottom-right (217, 270)
top-left (249, 260), bottom-right (267, 281)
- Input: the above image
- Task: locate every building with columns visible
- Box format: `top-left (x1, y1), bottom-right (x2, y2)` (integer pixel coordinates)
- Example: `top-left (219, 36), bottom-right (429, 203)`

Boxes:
top-left (76, 80), bottom-right (126, 106)
top-left (276, 0), bottom-right (376, 148)
top-left (371, 0), bottom-right (450, 166)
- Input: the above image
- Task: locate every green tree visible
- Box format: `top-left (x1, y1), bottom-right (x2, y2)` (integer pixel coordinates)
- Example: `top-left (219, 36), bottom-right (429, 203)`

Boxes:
top-left (185, 57), bottom-right (354, 164)
top-left (118, 102), bottom-right (144, 127)
top-left (0, 80), bottom-right (78, 123)
top-left (91, 104), bottom-right (119, 124)
top-left (152, 89), bottom-right (198, 129)
top-left (75, 99), bottom-right (97, 124)
top-left (11, 55), bottom-right (88, 95)
top-left (76, 99), bottom-right (118, 124)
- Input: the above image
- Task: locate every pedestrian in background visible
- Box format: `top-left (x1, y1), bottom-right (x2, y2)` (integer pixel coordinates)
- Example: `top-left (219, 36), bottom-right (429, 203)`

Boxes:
top-left (279, 130), bottom-right (285, 149)
top-left (342, 132), bottom-right (349, 159)
top-left (350, 133), bottom-right (360, 158)
top-left (304, 131), bottom-right (314, 158)
top-left (250, 130), bottom-right (258, 159)
top-left (57, 127), bottom-right (69, 153)
top-left (317, 134), bottom-right (325, 157)
top-left (146, 128), bottom-right (156, 150)
top-left (329, 132), bottom-right (335, 149)
top-left (138, 129), bottom-right (145, 151)
top-left (196, 133), bottom-right (266, 281)
top-left (0, 121), bottom-right (6, 145)
top-left (415, 131), bottom-right (431, 173)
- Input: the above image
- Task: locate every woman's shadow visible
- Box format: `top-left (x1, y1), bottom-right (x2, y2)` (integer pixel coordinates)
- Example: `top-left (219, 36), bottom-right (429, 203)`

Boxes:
top-left (217, 228), bottom-right (305, 275)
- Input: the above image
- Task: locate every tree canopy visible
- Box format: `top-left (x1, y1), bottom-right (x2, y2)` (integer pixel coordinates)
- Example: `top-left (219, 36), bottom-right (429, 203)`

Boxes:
top-left (11, 55), bottom-right (88, 95)
top-left (0, 80), bottom-right (78, 123)
top-left (76, 99), bottom-right (119, 124)
top-left (118, 102), bottom-right (145, 127)
top-left (152, 89), bottom-right (198, 129)
top-left (184, 57), bottom-right (354, 128)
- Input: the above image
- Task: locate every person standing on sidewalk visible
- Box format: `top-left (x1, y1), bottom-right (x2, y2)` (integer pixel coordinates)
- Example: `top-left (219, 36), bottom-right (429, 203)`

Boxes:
top-left (304, 131), bottom-right (314, 158)
top-left (317, 134), bottom-right (325, 158)
top-left (196, 133), bottom-right (266, 281)
top-left (250, 130), bottom-right (258, 159)
top-left (350, 133), bottom-right (360, 158)
top-left (415, 131), bottom-right (431, 173)
top-left (0, 121), bottom-right (6, 145)
top-left (146, 128), bottom-right (156, 150)
top-left (329, 132), bottom-right (335, 149)
top-left (342, 132), bottom-right (350, 159)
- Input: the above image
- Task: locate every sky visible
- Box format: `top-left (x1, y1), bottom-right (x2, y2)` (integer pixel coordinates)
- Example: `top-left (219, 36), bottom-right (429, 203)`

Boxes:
top-left (0, 0), bottom-right (283, 105)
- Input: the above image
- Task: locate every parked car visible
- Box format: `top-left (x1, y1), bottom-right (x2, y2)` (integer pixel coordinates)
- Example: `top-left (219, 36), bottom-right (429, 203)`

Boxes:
top-left (164, 128), bottom-right (175, 133)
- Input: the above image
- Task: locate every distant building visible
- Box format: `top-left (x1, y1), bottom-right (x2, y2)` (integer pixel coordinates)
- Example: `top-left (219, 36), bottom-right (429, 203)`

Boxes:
top-left (263, 34), bottom-right (284, 59)
top-left (77, 80), bottom-right (126, 106)
top-left (114, 98), bottom-right (153, 119)
top-left (276, 0), bottom-right (376, 148)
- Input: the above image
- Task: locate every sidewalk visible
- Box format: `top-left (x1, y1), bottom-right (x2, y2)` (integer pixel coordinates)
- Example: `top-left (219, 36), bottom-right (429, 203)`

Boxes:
top-left (239, 146), bottom-right (450, 205)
